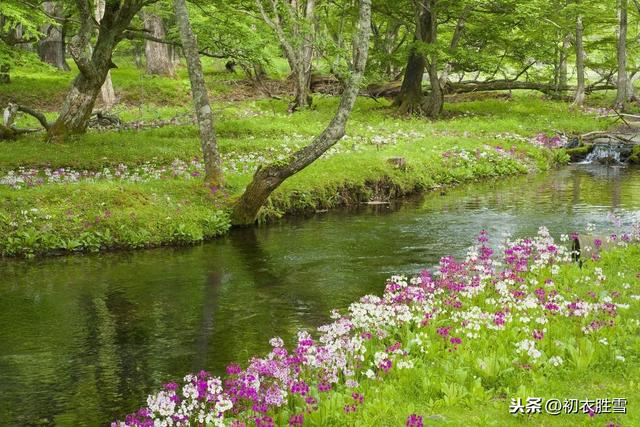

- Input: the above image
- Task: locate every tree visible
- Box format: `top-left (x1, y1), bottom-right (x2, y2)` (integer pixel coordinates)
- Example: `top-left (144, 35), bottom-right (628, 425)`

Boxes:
top-left (615, 0), bottom-right (628, 110)
top-left (142, 10), bottom-right (175, 76)
top-left (173, 0), bottom-right (223, 186)
top-left (0, 0), bottom-right (47, 83)
top-left (573, 14), bottom-right (586, 105)
top-left (95, 0), bottom-right (117, 108)
top-left (38, 2), bottom-right (70, 71)
top-left (231, 0), bottom-right (372, 225)
top-left (47, 0), bottom-right (155, 141)
top-left (255, 0), bottom-right (317, 112)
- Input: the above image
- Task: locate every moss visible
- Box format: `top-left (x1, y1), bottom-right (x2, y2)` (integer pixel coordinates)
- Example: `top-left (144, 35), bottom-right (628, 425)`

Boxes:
top-left (565, 144), bottom-right (593, 161)
top-left (628, 145), bottom-right (640, 164)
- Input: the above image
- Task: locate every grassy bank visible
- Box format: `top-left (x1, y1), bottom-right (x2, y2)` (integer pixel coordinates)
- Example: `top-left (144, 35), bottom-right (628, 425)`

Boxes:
top-left (0, 63), bottom-right (616, 257)
top-left (114, 228), bottom-right (640, 427)
top-left (300, 242), bottom-right (640, 427)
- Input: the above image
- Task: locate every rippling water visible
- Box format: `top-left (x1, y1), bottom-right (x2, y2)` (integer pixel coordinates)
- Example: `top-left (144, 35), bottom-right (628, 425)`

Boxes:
top-left (1, 165), bottom-right (639, 425)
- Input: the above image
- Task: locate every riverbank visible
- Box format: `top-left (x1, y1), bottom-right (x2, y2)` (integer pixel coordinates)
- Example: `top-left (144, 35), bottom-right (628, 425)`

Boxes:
top-left (0, 63), bottom-right (616, 257)
top-left (113, 227), bottom-right (640, 427)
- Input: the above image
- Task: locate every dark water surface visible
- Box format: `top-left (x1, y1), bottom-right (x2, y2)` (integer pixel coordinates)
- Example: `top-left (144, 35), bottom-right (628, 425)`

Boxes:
top-left (1, 165), bottom-right (640, 425)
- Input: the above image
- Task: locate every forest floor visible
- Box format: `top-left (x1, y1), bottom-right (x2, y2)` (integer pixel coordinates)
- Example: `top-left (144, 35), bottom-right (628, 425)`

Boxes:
top-left (0, 60), bottom-right (625, 257)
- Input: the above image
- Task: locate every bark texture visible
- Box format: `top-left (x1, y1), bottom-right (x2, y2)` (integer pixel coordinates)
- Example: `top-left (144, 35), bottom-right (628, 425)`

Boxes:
top-left (394, 0), bottom-right (442, 118)
top-left (143, 12), bottom-right (175, 76)
top-left (255, 0), bottom-right (316, 112)
top-left (38, 2), bottom-right (70, 71)
top-left (174, 0), bottom-right (223, 186)
top-left (573, 15), bottom-right (586, 106)
top-left (95, 0), bottom-right (116, 108)
top-left (615, 0), bottom-right (628, 109)
top-left (48, 0), bottom-right (149, 141)
top-left (231, 0), bottom-right (372, 225)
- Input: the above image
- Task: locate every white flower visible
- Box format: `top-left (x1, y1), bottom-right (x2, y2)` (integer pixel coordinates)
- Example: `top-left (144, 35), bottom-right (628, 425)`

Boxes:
top-left (548, 356), bottom-right (564, 366)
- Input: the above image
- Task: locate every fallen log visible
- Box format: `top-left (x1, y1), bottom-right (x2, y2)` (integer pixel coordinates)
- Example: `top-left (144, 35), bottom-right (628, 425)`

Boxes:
top-left (309, 74), bottom-right (617, 99)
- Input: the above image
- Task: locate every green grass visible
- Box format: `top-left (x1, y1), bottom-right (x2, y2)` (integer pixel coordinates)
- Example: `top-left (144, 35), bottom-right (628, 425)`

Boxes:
top-left (0, 63), bottom-right (620, 257)
top-left (299, 245), bottom-right (640, 426)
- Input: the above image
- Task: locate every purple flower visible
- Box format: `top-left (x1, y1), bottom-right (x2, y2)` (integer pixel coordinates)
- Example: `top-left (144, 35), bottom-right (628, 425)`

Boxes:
top-left (352, 392), bottom-right (364, 404)
top-left (288, 414), bottom-right (304, 426)
top-left (318, 382), bottom-right (332, 392)
top-left (406, 413), bottom-right (424, 427)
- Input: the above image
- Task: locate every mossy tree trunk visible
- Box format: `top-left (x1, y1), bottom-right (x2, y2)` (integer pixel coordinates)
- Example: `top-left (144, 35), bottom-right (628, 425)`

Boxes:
top-left (231, 0), bottom-right (372, 225)
top-left (174, 0), bottom-right (223, 187)
top-left (47, 0), bottom-right (151, 142)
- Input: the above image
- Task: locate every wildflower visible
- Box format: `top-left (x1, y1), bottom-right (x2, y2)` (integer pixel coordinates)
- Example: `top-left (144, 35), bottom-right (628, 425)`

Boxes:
top-left (352, 392), bottom-right (364, 404)
top-left (406, 413), bottom-right (424, 427)
top-left (379, 359), bottom-right (392, 372)
top-left (343, 404), bottom-right (357, 413)
top-left (548, 356), bottom-right (563, 367)
top-left (532, 329), bottom-right (544, 340)
top-left (318, 382), bottom-right (332, 392)
top-left (288, 414), bottom-right (304, 426)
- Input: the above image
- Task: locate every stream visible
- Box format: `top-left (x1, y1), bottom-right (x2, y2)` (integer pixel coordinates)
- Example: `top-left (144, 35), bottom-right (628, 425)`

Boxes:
top-left (1, 164), bottom-right (640, 425)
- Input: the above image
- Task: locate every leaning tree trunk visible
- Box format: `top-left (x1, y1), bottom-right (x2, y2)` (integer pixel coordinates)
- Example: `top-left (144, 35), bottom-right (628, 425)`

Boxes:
top-left (143, 12), bottom-right (175, 76)
top-left (174, 0), bottom-right (223, 186)
top-left (574, 15), bottom-right (586, 106)
top-left (615, 0), bottom-right (628, 110)
top-left (231, 0), bottom-right (372, 225)
top-left (38, 2), bottom-right (70, 71)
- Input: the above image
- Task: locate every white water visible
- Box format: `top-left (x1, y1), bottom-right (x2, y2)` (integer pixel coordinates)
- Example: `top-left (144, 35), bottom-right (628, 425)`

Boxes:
top-left (582, 144), bottom-right (622, 164)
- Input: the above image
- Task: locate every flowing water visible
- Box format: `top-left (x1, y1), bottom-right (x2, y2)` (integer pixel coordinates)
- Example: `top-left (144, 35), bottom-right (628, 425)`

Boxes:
top-left (1, 165), bottom-right (640, 426)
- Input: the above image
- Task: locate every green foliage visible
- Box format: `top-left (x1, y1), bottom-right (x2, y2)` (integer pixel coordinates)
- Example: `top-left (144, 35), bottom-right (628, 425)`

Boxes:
top-left (0, 86), bottom-right (613, 257)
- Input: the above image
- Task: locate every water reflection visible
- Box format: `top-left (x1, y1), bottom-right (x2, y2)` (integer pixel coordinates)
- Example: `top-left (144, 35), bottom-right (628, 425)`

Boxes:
top-left (0, 165), bottom-right (639, 425)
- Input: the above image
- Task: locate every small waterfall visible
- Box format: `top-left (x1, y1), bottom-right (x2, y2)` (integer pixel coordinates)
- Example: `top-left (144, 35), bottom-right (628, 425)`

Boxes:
top-left (583, 144), bottom-right (622, 165)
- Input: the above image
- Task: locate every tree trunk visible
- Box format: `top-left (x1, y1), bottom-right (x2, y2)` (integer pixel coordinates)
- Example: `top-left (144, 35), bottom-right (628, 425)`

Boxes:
top-left (255, 0), bottom-right (315, 113)
top-left (626, 71), bottom-right (638, 101)
top-left (231, 0), bottom-right (372, 225)
top-left (0, 64), bottom-right (9, 84)
top-left (422, 0), bottom-right (442, 118)
top-left (290, 65), bottom-right (312, 113)
top-left (440, 7), bottom-right (469, 89)
top-left (174, 0), bottom-right (223, 187)
top-left (48, 0), bottom-right (148, 141)
top-left (38, 2), bottom-right (70, 71)
top-left (573, 15), bottom-right (586, 106)
top-left (95, 0), bottom-right (116, 108)
top-left (555, 34), bottom-right (570, 97)
top-left (615, 0), bottom-right (628, 110)
top-left (143, 12), bottom-right (175, 76)
top-left (395, 50), bottom-right (426, 114)
top-left (48, 74), bottom-right (103, 138)
top-left (395, 0), bottom-right (441, 117)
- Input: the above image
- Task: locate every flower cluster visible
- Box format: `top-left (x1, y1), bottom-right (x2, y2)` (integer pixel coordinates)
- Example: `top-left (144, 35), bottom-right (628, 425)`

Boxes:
top-left (114, 225), bottom-right (639, 426)
top-left (0, 159), bottom-right (204, 190)
top-left (528, 133), bottom-right (567, 148)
